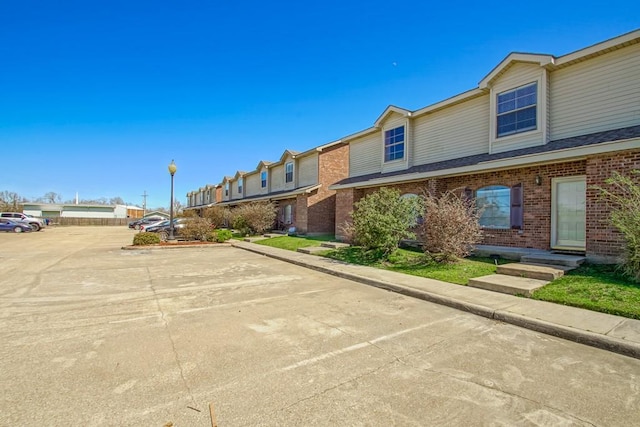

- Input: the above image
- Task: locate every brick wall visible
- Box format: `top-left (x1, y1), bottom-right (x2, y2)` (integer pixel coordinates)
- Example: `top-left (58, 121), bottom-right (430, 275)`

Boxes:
top-left (307, 143), bottom-right (349, 235)
top-left (586, 149), bottom-right (640, 262)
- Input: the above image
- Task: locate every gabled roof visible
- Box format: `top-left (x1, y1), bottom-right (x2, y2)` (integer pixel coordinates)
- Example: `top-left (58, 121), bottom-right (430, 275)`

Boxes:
top-left (233, 171), bottom-right (247, 180)
top-left (278, 149), bottom-right (300, 163)
top-left (479, 53), bottom-right (554, 89)
top-left (256, 160), bottom-right (273, 169)
top-left (374, 105), bottom-right (412, 127)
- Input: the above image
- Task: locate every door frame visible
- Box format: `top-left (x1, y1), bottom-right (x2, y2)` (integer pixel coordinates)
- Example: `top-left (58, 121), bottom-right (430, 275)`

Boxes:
top-left (551, 175), bottom-right (586, 251)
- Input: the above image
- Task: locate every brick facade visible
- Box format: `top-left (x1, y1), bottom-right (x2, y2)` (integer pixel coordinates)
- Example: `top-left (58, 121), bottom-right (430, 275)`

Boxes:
top-left (335, 149), bottom-right (640, 261)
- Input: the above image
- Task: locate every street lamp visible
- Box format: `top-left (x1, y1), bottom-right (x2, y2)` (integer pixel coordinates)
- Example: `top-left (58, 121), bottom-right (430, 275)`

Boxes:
top-left (168, 160), bottom-right (177, 241)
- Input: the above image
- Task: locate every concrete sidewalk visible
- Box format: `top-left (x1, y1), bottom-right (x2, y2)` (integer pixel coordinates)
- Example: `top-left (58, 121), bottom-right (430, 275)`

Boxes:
top-left (232, 240), bottom-right (640, 360)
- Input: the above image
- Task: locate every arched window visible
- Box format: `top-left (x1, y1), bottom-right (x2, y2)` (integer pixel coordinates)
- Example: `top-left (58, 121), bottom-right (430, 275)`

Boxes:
top-left (476, 185), bottom-right (511, 228)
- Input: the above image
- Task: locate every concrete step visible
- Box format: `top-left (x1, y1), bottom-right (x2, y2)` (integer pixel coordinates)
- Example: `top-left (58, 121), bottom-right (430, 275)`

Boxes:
top-left (243, 237), bottom-right (268, 243)
top-left (520, 253), bottom-right (586, 267)
top-left (468, 274), bottom-right (549, 297)
top-left (297, 246), bottom-right (331, 255)
top-left (320, 242), bottom-right (351, 249)
top-left (496, 263), bottom-right (568, 281)
top-left (264, 233), bottom-right (287, 238)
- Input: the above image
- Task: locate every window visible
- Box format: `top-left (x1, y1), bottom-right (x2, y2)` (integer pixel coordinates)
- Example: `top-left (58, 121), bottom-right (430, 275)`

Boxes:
top-left (497, 82), bottom-right (537, 138)
top-left (238, 178), bottom-right (243, 195)
top-left (384, 126), bottom-right (405, 162)
top-left (261, 171), bottom-right (267, 188)
top-left (475, 184), bottom-right (523, 229)
top-left (224, 182), bottom-right (229, 197)
top-left (285, 162), bottom-right (294, 183)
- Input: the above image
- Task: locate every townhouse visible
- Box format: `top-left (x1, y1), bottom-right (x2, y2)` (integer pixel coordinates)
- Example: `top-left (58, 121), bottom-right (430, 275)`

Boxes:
top-left (330, 30), bottom-right (640, 263)
top-left (187, 141), bottom-right (349, 235)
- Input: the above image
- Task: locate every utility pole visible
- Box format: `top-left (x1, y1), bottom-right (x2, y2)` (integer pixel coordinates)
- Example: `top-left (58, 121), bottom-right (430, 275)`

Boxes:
top-left (141, 191), bottom-right (148, 217)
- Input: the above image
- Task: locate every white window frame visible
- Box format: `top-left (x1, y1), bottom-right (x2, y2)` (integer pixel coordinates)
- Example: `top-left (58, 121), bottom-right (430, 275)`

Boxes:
top-left (285, 162), bottom-right (294, 183)
top-left (476, 185), bottom-right (511, 229)
top-left (384, 125), bottom-right (405, 163)
top-left (488, 69), bottom-right (548, 153)
top-left (496, 82), bottom-right (537, 138)
top-left (261, 171), bottom-right (267, 188)
top-left (238, 178), bottom-right (243, 195)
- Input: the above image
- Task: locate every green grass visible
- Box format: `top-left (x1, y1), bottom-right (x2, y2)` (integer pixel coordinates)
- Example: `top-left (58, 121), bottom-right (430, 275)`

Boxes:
top-left (532, 264), bottom-right (640, 319)
top-left (251, 236), bottom-right (640, 319)
top-left (254, 234), bottom-right (335, 251)
top-left (325, 247), bottom-right (512, 285)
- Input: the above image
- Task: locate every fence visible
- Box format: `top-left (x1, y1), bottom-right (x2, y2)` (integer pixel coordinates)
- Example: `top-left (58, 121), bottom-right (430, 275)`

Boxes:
top-left (52, 218), bottom-right (131, 226)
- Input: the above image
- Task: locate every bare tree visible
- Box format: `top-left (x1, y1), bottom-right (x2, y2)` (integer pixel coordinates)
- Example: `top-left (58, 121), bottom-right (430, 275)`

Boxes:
top-left (109, 197), bottom-right (125, 205)
top-left (43, 192), bottom-right (62, 204)
top-left (0, 191), bottom-right (26, 211)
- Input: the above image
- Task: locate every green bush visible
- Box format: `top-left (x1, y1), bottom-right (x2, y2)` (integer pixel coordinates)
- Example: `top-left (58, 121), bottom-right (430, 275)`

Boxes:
top-left (133, 232), bottom-right (160, 246)
top-left (214, 229), bottom-right (233, 242)
top-left (351, 187), bottom-right (424, 256)
top-left (596, 170), bottom-right (640, 282)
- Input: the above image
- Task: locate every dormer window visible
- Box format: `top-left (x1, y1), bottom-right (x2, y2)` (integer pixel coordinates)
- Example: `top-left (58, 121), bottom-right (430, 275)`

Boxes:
top-left (261, 171), bottom-right (267, 188)
top-left (384, 126), bottom-right (405, 162)
top-left (238, 178), bottom-right (243, 195)
top-left (224, 182), bottom-right (229, 197)
top-left (285, 162), bottom-right (294, 183)
top-left (497, 82), bottom-right (537, 138)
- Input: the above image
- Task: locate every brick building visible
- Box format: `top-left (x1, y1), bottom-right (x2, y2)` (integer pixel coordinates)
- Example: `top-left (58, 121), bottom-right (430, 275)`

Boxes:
top-left (330, 30), bottom-right (640, 263)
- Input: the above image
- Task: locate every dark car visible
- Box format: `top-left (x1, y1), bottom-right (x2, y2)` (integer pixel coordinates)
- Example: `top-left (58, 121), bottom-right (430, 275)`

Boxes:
top-left (0, 218), bottom-right (33, 233)
top-left (141, 219), bottom-right (172, 233)
top-left (128, 217), bottom-right (165, 230)
top-left (155, 218), bottom-right (193, 241)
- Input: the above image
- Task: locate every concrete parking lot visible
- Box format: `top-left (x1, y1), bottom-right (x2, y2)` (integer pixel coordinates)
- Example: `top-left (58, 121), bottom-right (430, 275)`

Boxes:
top-left (1, 226), bottom-right (639, 426)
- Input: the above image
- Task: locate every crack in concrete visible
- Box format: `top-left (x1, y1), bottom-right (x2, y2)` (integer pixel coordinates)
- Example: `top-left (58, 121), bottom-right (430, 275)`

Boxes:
top-left (147, 267), bottom-right (198, 410)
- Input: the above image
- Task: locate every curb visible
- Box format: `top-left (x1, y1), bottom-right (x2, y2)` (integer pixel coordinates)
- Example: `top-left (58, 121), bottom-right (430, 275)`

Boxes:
top-left (233, 242), bottom-right (640, 360)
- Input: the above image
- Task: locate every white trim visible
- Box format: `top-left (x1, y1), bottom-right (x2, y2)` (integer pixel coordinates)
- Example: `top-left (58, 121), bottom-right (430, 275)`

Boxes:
top-left (330, 137), bottom-right (639, 190)
top-left (551, 176), bottom-right (586, 250)
top-left (479, 53), bottom-right (554, 89)
top-left (555, 29), bottom-right (640, 67)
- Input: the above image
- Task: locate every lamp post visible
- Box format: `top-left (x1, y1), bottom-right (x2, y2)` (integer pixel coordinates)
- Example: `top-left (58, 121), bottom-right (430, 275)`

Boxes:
top-left (168, 160), bottom-right (177, 241)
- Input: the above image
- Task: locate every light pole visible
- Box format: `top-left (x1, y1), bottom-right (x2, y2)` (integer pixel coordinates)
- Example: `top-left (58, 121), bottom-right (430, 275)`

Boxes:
top-left (168, 160), bottom-right (177, 241)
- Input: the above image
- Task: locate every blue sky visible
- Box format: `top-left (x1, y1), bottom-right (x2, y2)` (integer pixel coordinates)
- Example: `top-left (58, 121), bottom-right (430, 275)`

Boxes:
top-left (1, 1), bottom-right (638, 210)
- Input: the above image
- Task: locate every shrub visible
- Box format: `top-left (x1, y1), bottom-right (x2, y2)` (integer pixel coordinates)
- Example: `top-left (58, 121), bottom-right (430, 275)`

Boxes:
top-left (133, 232), bottom-right (160, 246)
top-left (420, 188), bottom-right (483, 263)
top-left (231, 202), bottom-right (277, 235)
top-left (203, 205), bottom-right (231, 228)
top-left (595, 170), bottom-right (640, 282)
top-left (180, 217), bottom-right (214, 241)
top-left (351, 187), bottom-right (425, 256)
top-left (214, 228), bottom-right (233, 242)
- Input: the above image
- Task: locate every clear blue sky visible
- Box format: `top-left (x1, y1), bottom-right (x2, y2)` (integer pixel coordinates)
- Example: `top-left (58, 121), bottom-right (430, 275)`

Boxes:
top-left (1, 1), bottom-right (638, 210)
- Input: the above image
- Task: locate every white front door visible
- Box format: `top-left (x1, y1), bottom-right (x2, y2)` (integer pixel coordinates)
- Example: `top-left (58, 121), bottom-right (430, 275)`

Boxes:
top-left (551, 176), bottom-right (586, 250)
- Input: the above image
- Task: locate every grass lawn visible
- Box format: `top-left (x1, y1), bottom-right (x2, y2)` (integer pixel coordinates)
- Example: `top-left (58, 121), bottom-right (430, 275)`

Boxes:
top-left (250, 237), bottom-right (640, 319)
top-left (532, 264), bottom-right (640, 319)
top-left (325, 247), bottom-right (512, 285)
top-left (254, 235), bottom-right (335, 251)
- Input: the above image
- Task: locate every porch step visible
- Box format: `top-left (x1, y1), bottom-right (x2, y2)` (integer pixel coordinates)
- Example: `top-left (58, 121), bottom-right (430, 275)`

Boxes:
top-left (297, 246), bottom-right (331, 255)
top-left (520, 253), bottom-right (586, 267)
top-left (244, 237), bottom-right (269, 243)
top-left (468, 274), bottom-right (549, 297)
top-left (264, 233), bottom-right (287, 238)
top-left (496, 263), bottom-right (570, 281)
top-left (320, 242), bottom-right (351, 249)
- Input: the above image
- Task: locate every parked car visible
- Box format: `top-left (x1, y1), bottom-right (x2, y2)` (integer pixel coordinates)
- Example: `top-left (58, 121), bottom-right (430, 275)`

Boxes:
top-left (0, 218), bottom-right (33, 233)
top-left (128, 217), bottom-right (165, 230)
top-left (0, 212), bottom-right (46, 231)
top-left (141, 219), bottom-right (172, 233)
top-left (155, 218), bottom-right (193, 241)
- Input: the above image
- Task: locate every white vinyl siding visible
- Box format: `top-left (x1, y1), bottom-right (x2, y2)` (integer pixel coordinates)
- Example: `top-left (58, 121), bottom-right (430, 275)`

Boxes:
top-left (284, 158), bottom-right (295, 190)
top-left (245, 173), bottom-right (260, 197)
top-left (413, 94), bottom-right (490, 165)
top-left (270, 164), bottom-right (285, 192)
top-left (550, 43), bottom-right (640, 140)
top-left (489, 63), bottom-right (547, 154)
top-left (298, 154), bottom-right (318, 187)
top-left (349, 131), bottom-right (381, 177)
top-left (231, 180), bottom-right (242, 200)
